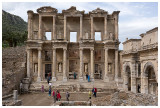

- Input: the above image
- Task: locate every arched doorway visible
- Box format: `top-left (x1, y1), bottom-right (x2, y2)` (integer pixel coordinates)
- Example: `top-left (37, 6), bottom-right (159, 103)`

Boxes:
top-left (144, 65), bottom-right (157, 95)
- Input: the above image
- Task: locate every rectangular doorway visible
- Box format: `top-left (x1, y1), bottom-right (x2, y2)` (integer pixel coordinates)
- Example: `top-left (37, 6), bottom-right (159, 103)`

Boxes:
top-left (45, 64), bottom-right (52, 79)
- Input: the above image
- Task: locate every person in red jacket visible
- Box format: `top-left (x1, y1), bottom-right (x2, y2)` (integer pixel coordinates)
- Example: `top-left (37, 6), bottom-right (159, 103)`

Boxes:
top-left (52, 90), bottom-right (56, 103)
top-left (94, 88), bottom-right (97, 97)
top-left (57, 91), bottom-right (61, 101)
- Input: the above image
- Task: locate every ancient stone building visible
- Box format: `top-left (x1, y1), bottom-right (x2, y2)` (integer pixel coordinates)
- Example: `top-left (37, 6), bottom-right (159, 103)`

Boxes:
top-left (121, 27), bottom-right (158, 95)
top-left (26, 6), bottom-right (120, 82)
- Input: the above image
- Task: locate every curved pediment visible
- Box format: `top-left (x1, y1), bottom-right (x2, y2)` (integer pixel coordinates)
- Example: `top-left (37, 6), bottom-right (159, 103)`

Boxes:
top-left (37, 6), bottom-right (58, 13)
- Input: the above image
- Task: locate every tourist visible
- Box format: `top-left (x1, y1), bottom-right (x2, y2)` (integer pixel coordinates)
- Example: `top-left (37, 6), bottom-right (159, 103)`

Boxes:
top-left (92, 87), bottom-right (94, 95)
top-left (49, 82), bottom-right (52, 90)
top-left (86, 73), bottom-right (88, 80)
top-left (94, 87), bottom-right (97, 97)
top-left (66, 91), bottom-right (70, 101)
top-left (41, 85), bottom-right (44, 92)
top-left (20, 81), bottom-right (23, 94)
top-left (47, 76), bottom-right (50, 84)
top-left (57, 91), bottom-right (61, 101)
top-left (49, 88), bottom-right (51, 97)
top-left (74, 72), bottom-right (77, 79)
top-left (88, 91), bottom-right (91, 100)
top-left (138, 84), bottom-right (141, 93)
top-left (48, 72), bottom-right (51, 81)
top-left (52, 90), bottom-right (56, 103)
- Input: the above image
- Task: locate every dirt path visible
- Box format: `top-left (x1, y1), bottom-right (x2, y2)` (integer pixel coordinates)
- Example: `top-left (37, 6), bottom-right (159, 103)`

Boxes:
top-left (19, 92), bottom-right (109, 106)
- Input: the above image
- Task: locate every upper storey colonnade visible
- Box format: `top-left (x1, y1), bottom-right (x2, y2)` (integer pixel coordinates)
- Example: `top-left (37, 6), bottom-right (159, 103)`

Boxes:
top-left (27, 6), bottom-right (120, 42)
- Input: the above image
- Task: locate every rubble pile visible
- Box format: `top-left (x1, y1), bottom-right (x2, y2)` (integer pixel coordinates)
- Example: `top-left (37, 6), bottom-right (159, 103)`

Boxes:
top-left (92, 91), bottom-right (158, 106)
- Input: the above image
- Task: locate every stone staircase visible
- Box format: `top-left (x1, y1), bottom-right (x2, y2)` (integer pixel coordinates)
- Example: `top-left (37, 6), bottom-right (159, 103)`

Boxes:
top-left (29, 80), bottom-right (119, 93)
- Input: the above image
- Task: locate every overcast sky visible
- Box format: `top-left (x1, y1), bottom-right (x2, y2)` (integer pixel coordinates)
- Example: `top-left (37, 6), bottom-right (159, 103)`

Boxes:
top-left (2, 2), bottom-right (158, 50)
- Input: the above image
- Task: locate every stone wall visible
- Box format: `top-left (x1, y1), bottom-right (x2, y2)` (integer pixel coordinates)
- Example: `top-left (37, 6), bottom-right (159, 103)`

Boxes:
top-left (2, 46), bottom-right (27, 96)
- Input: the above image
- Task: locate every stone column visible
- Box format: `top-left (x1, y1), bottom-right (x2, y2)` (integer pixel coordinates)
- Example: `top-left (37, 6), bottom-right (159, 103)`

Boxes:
top-left (104, 16), bottom-right (107, 40)
top-left (80, 16), bottom-right (83, 40)
top-left (27, 49), bottom-right (31, 78)
top-left (115, 15), bottom-right (118, 40)
top-left (52, 48), bottom-right (56, 81)
top-left (13, 90), bottom-right (18, 101)
top-left (27, 11), bottom-right (33, 40)
top-left (91, 16), bottom-right (94, 39)
top-left (37, 48), bottom-right (42, 82)
top-left (52, 16), bottom-right (56, 40)
top-left (64, 16), bottom-right (67, 40)
top-left (79, 48), bottom-right (83, 81)
top-left (38, 15), bottom-right (42, 40)
top-left (131, 62), bottom-right (137, 93)
top-left (104, 48), bottom-right (109, 82)
top-left (90, 48), bottom-right (94, 81)
top-left (115, 49), bottom-right (119, 81)
top-left (63, 48), bottom-right (67, 81)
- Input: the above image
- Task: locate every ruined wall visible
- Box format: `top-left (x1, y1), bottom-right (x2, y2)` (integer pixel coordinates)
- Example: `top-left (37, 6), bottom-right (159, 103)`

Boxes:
top-left (2, 46), bottom-right (27, 96)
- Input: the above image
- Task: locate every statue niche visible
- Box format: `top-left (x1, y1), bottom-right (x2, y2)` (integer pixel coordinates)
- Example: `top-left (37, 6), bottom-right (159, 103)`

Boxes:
top-left (58, 62), bottom-right (62, 72)
top-left (109, 32), bottom-right (114, 40)
top-left (108, 63), bottom-right (112, 73)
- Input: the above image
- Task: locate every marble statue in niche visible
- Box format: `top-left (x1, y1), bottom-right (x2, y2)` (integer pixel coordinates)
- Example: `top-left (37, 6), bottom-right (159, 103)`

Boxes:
top-left (84, 64), bottom-right (88, 73)
top-left (58, 62), bottom-right (62, 72)
top-left (108, 64), bottom-right (112, 73)
top-left (109, 32), bottom-right (114, 40)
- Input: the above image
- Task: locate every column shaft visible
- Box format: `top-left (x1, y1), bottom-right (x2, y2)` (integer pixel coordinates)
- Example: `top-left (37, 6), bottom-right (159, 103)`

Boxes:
top-left (91, 17), bottom-right (94, 39)
top-left (52, 48), bottom-right (56, 81)
top-left (104, 48), bottom-right (109, 82)
top-left (90, 49), bottom-right (94, 81)
top-left (37, 49), bottom-right (42, 82)
top-left (131, 62), bottom-right (137, 93)
top-left (115, 16), bottom-right (118, 40)
top-left (104, 16), bottom-right (107, 40)
top-left (64, 16), bottom-right (67, 40)
top-left (27, 49), bottom-right (31, 78)
top-left (63, 49), bottom-right (67, 81)
top-left (115, 49), bottom-right (119, 80)
top-left (79, 49), bottom-right (83, 81)
top-left (80, 16), bottom-right (83, 40)
top-left (52, 16), bottom-right (56, 40)
top-left (38, 15), bottom-right (42, 40)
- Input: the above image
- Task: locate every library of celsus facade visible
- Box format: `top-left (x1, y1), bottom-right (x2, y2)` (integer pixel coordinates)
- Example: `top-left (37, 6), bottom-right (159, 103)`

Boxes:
top-left (26, 6), bottom-right (120, 82)
top-left (26, 6), bottom-right (158, 95)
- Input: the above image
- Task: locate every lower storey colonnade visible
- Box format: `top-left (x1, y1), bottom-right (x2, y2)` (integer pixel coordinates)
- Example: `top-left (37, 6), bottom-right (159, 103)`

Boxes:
top-left (26, 47), bottom-right (119, 82)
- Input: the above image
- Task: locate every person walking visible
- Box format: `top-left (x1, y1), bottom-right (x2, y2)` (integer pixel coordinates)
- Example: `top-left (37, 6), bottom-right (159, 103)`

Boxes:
top-left (49, 88), bottom-right (51, 97)
top-left (52, 90), bottom-right (56, 103)
top-left (74, 72), bottom-right (77, 79)
top-left (88, 91), bottom-right (92, 100)
top-left (47, 76), bottom-right (50, 84)
top-left (66, 91), bottom-right (70, 101)
top-left (20, 81), bottom-right (23, 94)
top-left (92, 87), bottom-right (94, 96)
top-left (94, 87), bottom-right (97, 97)
top-left (41, 85), bottom-right (44, 92)
top-left (57, 91), bottom-right (61, 101)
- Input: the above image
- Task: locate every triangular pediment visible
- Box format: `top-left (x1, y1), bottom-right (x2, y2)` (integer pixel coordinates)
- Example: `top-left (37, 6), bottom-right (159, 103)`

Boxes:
top-left (90, 8), bottom-right (107, 14)
top-left (37, 6), bottom-right (57, 13)
top-left (62, 6), bottom-right (84, 15)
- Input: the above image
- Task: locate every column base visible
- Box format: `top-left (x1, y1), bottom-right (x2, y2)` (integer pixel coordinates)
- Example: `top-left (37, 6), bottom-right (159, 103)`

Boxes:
top-left (104, 76), bottom-right (109, 82)
top-left (79, 77), bottom-right (83, 82)
top-left (131, 86), bottom-right (137, 93)
top-left (63, 77), bottom-right (67, 82)
top-left (52, 77), bottom-right (57, 81)
top-left (37, 77), bottom-right (41, 82)
top-left (114, 77), bottom-right (119, 82)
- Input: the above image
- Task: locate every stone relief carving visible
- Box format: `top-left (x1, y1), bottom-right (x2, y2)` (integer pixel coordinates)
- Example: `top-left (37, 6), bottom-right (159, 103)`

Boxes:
top-left (90, 8), bottom-right (107, 14)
